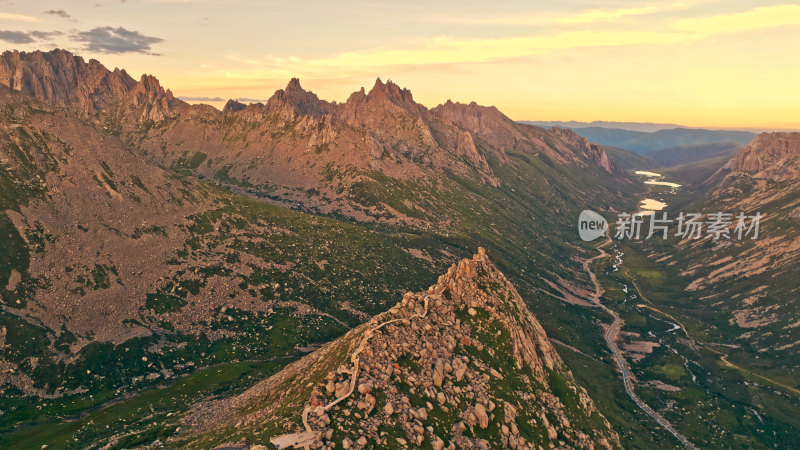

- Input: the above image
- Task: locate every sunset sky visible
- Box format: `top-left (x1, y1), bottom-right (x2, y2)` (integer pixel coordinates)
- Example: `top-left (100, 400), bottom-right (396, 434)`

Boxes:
top-left (2, 0), bottom-right (799, 129)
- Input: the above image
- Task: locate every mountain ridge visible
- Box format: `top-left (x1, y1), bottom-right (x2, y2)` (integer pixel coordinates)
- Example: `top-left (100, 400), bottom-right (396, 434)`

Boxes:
top-left (1, 49), bottom-right (616, 221)
top-left (520, 120), bottom-right (687, 133)
top-left (0, 49), bottom-right (180, 121)
top-left (179, 249), bottom-right (620, 449)
top-left (532, 124), bottom-right (756, 156)
top-left (0, 82), bottom-right (462, 410)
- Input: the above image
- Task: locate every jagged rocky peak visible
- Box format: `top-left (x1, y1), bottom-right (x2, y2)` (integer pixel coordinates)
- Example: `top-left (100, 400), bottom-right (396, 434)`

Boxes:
top-left (136, 74), bottom-right (168, 95)
top-left (367, 77), bottom-right (416, 106)
top-left (285, 77), bottom-right (303, 91)
top-left (0, 49), bottom-right (85, 105)
top-left (345, 86), bottom-right (367, 103)
top-left (186, 249), bottom-right (619, 449)
top-left (0, 48), bottom-right (183, 121)
top-left (432, 100), bottom-right (515, 147)
top-left (125, 73), bottom-right (178, 122)
top-left (129, 74), bottom-right (172, 104)
top-left (721, 132), bottom-right (800, 181)
top-left (222, 99), bottom-right (247, 114)
top-left (266, 77), bottom-right (330, 119)
top-left (429, 99), bottom-right (521, 165)
top-left (433, 99), bottom-right (510, 127)
top-left (339, 77), bottom-right (428, 121)
top-left (0, 48), bottom-right (137, 114)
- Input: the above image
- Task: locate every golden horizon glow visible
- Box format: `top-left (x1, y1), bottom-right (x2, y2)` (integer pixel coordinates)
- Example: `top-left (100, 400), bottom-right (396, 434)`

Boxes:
top-left (2, 1), bottom-right (800, 129)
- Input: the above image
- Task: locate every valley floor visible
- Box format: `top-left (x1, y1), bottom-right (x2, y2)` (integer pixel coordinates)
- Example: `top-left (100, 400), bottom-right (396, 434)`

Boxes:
top-left (582, 238), bottom-right (696, 449)
top-left (589, 240), bottom-right (800, 449)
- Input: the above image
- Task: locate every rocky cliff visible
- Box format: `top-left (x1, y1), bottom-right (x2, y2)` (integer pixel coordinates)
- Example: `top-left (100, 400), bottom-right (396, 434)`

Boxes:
top-left (717, 132), bottom-right (800, 182)
top-left (0, 49), bottom-right (179, 120)
top-left (547, 126), bottom-right (614, 173)
top-left (180, 249), bottom-right (620, 449)
top-left (0, 49), bottom-right (134, 112)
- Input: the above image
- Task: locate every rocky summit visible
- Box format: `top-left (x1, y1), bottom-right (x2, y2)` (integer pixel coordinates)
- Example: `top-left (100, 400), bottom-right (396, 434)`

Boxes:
top-left (179, 249), bottom-right (620, 449)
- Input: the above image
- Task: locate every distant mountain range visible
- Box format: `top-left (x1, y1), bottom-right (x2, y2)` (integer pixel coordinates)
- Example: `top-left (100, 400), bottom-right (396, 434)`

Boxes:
top-left (542, 126), bottom-right (756, 155)
top-left (521, 120), bottom-right (797, 134)
top-left (521, 120), bottom-right (687, 133)
top-left (521, 121), bottom-right (758, 167)
top-left (647, 142), bottom-right (743, 167)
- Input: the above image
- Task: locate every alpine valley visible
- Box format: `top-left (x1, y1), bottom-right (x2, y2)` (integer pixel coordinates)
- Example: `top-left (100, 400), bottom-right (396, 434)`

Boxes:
top-left (0, 49), bottom-right (798, 449)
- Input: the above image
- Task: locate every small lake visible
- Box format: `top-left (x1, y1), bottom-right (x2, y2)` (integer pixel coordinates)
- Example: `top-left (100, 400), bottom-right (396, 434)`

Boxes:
top-left (644, 180), bottom-right (681, 188)
top-left (634, 170), bottom-right (680, 213)
top-left (640, 198), bottom-right (668, 210)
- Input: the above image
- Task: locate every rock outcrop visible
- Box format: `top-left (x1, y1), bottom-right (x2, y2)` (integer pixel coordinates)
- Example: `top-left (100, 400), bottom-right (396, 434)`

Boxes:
top-left (718, 132), bottom-right (800, 182)
top-left (181, 249), bottom-right (620, 449)
top-left (548, 127), bottom-right (614, 173)
top-left (0, 49), bottom-right (180, 119)
top-left (222, 99), bottom-right (247, 114)
top-left (0, 49), bottom-right (134, 113)
top-left (266, 77), bottom-right (333, 120)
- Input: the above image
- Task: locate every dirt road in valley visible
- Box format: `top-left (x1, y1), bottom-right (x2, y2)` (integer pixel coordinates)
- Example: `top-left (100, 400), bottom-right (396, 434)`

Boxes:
top-left (585, 238), bottom-right (697, 449)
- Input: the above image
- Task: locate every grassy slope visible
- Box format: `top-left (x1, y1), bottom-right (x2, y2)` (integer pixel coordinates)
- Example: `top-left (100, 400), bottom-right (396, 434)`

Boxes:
top-left (0, 179), bottom-right (465, 447)
top-left (605, 146), bottom-right (657, 171)
top-left (660, 155), bottom-right (734, 186)
top-left (648, 143), bottom-right (742, 167)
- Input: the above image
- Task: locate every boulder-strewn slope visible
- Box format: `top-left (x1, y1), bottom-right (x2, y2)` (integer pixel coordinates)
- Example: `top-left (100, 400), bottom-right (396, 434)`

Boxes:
top-left (180, 250), bottom-right (620, 449)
